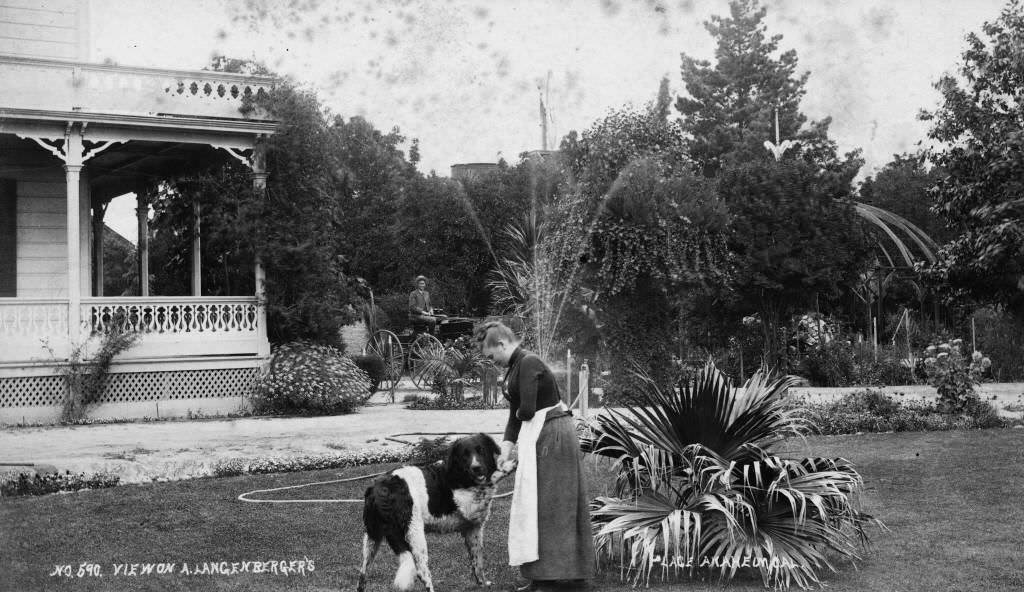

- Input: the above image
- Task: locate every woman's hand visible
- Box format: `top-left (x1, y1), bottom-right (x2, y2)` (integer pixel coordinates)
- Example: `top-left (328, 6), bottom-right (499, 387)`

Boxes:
top-left (498, 440), bottom-right (517, 472)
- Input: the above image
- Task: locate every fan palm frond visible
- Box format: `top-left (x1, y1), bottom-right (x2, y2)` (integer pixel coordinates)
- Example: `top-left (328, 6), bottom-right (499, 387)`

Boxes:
top-left (588, 361), bottom-right (883, 589)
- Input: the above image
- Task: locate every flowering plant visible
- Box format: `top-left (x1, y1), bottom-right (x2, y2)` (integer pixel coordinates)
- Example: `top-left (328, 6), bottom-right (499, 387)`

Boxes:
top-left (921, 339), bottom-right (991, 414)
top-left (251, 341), bottom-right (371, 416)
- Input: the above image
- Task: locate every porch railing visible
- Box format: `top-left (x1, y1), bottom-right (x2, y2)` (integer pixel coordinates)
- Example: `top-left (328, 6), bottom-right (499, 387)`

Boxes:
top-left (0, 55), bottom-right (276, 121)
top-left (0, 297), bottom-right (264, 363)
top-left (81, 296), bottom-right (258, 335)
top-left (0, 299), bottom-right (70, 362)
top-left (81, 296), bottom-right (262, 359)
top-left (0, 298), bottom-right (68, 337)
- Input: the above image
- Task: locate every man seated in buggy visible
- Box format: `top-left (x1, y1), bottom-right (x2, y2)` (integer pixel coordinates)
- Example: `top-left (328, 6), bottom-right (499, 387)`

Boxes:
top-left (408, 275), bottom-right (445, 335)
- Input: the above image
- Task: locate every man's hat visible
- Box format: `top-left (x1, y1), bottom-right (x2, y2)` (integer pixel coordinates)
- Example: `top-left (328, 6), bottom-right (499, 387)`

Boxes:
top-left (414, 275), bottom-right (428, 284)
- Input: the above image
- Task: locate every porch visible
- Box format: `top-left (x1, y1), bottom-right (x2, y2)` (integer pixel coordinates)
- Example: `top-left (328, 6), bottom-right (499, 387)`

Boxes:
top-left (0, 54), bottom-right (278, 424)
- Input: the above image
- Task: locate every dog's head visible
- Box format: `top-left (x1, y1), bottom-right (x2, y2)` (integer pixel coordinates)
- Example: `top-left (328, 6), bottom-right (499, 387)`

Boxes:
top-left (446, 433), bottom-right (500, 487)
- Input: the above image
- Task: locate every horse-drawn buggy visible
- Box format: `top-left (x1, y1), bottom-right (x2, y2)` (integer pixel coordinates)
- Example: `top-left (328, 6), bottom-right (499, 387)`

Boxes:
top-left (362, 313), bottom-right (482, 390)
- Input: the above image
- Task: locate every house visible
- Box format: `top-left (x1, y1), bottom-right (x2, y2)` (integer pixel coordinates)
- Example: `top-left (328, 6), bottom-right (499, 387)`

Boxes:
top-left (450, 162), bottom-right (500, 181)
top-left (0, 0), bottom-right (278, 423)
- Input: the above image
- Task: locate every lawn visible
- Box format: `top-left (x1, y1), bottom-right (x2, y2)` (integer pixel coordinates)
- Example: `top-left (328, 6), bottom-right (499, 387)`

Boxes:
top-left (2, 429), bottom-right (1024, 591)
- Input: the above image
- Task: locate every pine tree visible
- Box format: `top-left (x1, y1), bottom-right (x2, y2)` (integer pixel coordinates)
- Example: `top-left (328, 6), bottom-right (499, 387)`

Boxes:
top-left (676, 0), bottom-right (847, 177)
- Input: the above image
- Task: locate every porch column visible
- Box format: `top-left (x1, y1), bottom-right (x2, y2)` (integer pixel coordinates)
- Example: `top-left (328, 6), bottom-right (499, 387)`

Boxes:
top-left (136, 188), bottom-right (149, 296)
top-left (191, 200), bottom-right (201, 296)
top-left (252, 142), bottom-right (269, 357)
top-left (65, 129), bottom-right (84, 340)
top-left (92, 198), bottom-right (106, 297)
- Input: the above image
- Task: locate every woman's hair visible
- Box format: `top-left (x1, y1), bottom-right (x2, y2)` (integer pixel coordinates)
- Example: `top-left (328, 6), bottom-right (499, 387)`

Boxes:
top-left (474, 321), bottom-right (520, 348)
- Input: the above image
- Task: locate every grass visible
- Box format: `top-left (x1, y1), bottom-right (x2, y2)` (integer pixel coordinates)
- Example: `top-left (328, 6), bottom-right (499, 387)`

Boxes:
top-left (2, 429), bottom-right (1024, 591)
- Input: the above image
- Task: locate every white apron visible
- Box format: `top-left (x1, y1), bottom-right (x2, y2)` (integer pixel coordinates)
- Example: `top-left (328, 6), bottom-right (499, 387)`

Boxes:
top-left (508, 401), bottom-right (568, 566)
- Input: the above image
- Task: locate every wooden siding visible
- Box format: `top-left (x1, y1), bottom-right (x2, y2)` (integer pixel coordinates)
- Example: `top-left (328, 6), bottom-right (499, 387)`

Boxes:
top-left (0, 179), bottom-right (15, 296)
top-left (16, 176), bottom-right (66, 298)
top-left (0, 0), bottom-right (87, 61)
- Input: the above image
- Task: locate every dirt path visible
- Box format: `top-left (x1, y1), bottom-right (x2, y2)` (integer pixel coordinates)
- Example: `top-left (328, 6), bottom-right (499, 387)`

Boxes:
top-left (0, 403), bottom-right (512, 484)
top-left (3, 382), bottom-right (1021, 485)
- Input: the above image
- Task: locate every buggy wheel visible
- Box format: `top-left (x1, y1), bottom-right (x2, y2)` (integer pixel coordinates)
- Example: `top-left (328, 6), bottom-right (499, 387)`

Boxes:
top-left (363, 330), bottom-right (403, 391)
top-left (409, 333), bottom-right (445, 389)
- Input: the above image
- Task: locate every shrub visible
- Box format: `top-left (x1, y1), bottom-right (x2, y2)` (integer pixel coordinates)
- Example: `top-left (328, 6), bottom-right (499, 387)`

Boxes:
top-left (417, 335), bottom-right (495, 400)
top-left (409, 436), bottom-right (450, 464)
top-left (350, 354), bottom-right (386, 393)
top-left (789, 389), bottom-right (1010, 434)
top-left (795, 340), bottom-right (917, 388)
top-left (404, 393), bottom-right (505, 410)
top-left (1, 471), bottom-right (120, 497)
top-left (211, 448), bottom-right (409, 477)
top-left (972, 306), bottom-right (1024, 381)
top-left (251, 341), bottom-right (371, 415)
top-left (966, 399), bottom-right (1005, 429)
top-left (921, 339), bottom-right (991, 414)
top-left (374, 293), bottom-right (411, 334)
top-left (796, 341), bottom-right (856, 386)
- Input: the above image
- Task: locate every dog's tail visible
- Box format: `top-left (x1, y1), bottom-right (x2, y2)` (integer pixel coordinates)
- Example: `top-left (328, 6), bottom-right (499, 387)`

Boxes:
top-left (393, 552), bottom-right (416, 591)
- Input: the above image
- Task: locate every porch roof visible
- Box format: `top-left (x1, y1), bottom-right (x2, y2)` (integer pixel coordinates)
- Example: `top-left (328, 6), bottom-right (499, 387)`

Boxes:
top-left (0, 54), bottom-right (278, 123)
top-left (0, 54), bottom-right (278, 199)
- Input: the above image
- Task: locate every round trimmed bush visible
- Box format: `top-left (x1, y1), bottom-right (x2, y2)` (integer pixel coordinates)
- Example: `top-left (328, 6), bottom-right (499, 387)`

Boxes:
top-left (350, 354), bottom-right (386, 393)
top-left (251, 341), bottom-right (371, 415)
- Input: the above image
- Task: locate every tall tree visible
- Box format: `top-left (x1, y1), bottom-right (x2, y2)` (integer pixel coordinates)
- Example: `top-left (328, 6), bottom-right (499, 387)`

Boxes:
top-left (922, 0), bottom-right (1024, 316)
top-left (676, 0), bottom-right (854, 178)
top-left (555, 102), bottom-right (731, 397)
top-left (672, 0), bottom-right (874, 369)
top-left (718, 159), bottom-right (870, 366)
top-left (331, 116), bottom-right (420, 291)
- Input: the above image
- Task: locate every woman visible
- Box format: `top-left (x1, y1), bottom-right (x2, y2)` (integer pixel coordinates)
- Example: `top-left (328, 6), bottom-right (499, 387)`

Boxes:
top-left (475, 321), bottom-right (595, 592)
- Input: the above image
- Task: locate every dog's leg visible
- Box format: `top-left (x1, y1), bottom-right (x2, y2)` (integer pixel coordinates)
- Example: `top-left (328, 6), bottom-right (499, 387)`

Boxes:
top-left (462, 525), bottom-right (491, 587)
top-left (407, 525), bottom-right (435, 592)
top-left (357, 534), bottom-right (381, 592)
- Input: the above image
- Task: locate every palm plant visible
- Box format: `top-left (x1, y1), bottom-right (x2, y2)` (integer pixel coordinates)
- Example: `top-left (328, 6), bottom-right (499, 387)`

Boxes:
top-left (585, 362), bottom-right (883, 589)
top-left (411, 336), bottom-right (495, 400)
top-left (487, 215), bottom-right (599, 359)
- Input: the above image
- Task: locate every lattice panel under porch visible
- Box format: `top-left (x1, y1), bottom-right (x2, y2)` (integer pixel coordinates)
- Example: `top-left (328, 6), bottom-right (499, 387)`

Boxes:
top-left (99, 368), bottom-right (260, 403)
top-left (0, 368), bottom-right (260, 407)
top-left (0, 375), bottom-right (66, 407)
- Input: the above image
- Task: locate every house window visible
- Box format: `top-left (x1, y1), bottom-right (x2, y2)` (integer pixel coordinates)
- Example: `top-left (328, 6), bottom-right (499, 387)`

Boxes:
top-left (0, 179), bottom-right (15, 297)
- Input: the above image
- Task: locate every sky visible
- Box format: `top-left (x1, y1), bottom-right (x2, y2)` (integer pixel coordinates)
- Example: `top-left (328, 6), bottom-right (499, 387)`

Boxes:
top-left (92, 0), bottom-right (1008, 242)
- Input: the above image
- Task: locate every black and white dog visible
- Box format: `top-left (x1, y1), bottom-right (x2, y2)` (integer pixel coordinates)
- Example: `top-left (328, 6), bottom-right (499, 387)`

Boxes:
top-left (357, 433), bottom-right (513, 592)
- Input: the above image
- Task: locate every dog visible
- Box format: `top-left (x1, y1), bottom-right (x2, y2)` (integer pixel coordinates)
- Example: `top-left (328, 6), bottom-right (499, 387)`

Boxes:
top-left (357, 433), bottom-right (515, 592)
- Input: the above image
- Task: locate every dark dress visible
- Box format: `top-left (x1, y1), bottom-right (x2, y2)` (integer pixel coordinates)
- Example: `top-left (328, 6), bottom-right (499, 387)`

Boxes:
top-left (503, 347), bottom-right (596, 581)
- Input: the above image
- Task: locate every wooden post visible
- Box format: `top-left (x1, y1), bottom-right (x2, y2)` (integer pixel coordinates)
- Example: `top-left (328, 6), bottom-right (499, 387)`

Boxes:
top-left (578, 359), bottom-right (590, 418)
top-left (251, 140), bottom-right (270, 358)
top-left (972, 316), bottom-right (977, 354)
top-left (873, 316), bottom-right (878, 362)
top-left (907, 309), bottom-right (913, 363)
top-left (191, 200), bottom-right (201, 296)
top-left (136, 188), bottom-right (149, 297)
top-left (565, 348), bottom-right (572, 406)
top-left (482, 366), bottom-right (492, 405)
top-left (65, 127), bottom-right (83, 341)
top-left (92, 199), bottom-right (105, 297)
